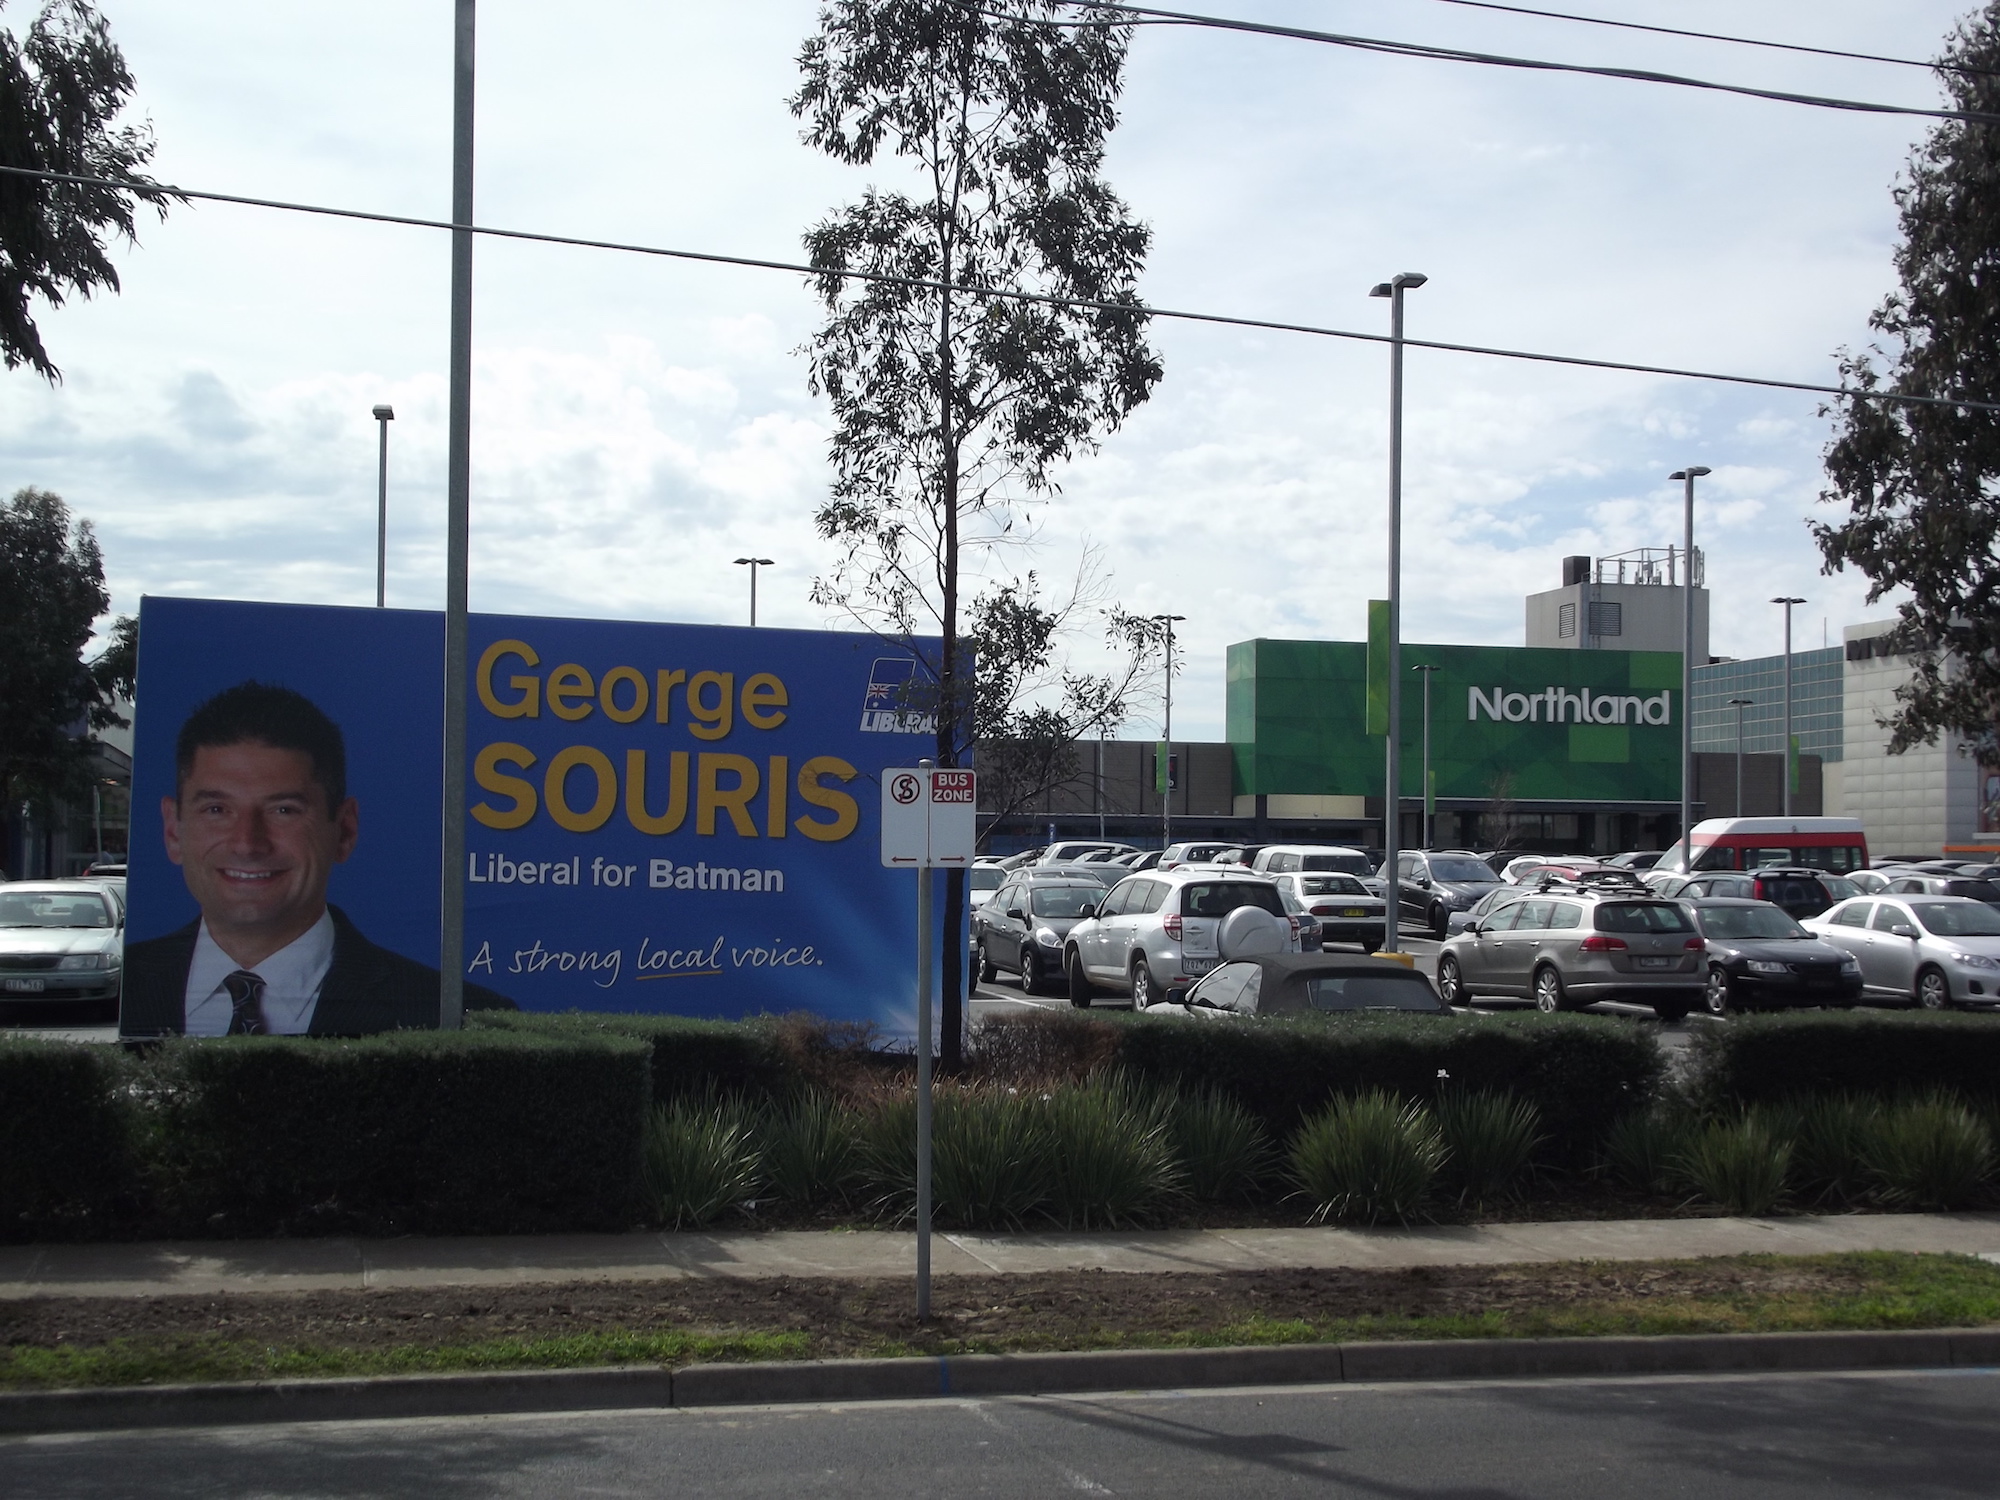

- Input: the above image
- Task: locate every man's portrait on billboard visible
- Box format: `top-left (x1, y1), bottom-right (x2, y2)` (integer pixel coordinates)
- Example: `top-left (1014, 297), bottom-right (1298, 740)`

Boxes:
top-left (121, 680), bottom-right (514, 1035)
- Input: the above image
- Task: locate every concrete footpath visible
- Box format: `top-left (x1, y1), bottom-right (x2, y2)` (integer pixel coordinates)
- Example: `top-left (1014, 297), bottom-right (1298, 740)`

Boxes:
top-left (6, 1212), bottom-right (2000, 1300)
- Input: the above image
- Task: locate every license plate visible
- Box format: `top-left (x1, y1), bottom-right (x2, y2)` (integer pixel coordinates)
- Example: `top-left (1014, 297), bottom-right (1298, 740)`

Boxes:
top-left (1183, 957), bottom-right (1218, 975)
top-left (1341, 908), bottom-right (1366, 918)
top-left (3, 978), bottom-right (46, 993)
top-left (1634, 956), bottom-right (1673, 970)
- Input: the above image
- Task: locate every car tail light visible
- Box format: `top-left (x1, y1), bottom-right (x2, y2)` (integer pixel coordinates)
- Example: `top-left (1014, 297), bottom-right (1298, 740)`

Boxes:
top-left (1312, 904), bottom-right (1339, 916)
top-left (1288, 915), bottom-right (1301, 936)
top-left (1684, 937), bottom-right (1705, 950)
top-left (1163, 913), bottom-right (1182, 940)
top-left (1580, 935), bottom-right (1627, 952)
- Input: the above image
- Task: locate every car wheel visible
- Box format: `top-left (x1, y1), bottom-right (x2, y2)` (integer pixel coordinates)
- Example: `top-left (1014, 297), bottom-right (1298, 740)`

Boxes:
top-left (1533, 965), bottom-right (1567, 1014)
top-left (1429, 903), bottom-right (1449, 941)
top-left (978, 949), bottom-right (997, 984)
top-left (1066, 951), bottom-right (1097, 1009)
top-left (1361, 939), bottom-right (1380, 954)
top-left (1130, 958), bottom-right (1157, 1010)
top-left (1704, 966), bottom-right (1734, 1017)
top-left (1916, 966), bottom-right (1951, 1011)
top-left (1022, 948), bottom-right (1045, 996)
top-left (1436, 954), bottom-right (1466, 1006)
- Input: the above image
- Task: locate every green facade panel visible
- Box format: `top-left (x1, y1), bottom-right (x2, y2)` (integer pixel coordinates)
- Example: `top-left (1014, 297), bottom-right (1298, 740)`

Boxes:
top-left (1230, 638), bottom-right (1683, 804)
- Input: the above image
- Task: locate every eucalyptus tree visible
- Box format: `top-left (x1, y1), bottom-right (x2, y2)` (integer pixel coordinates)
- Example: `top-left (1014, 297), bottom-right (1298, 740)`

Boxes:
top-left (792, 0), bottom-right (1162, 1061)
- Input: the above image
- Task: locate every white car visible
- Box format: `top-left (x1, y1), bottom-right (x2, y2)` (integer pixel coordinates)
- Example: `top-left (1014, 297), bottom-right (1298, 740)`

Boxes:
top-left (0, 882), bottom-right (124, 1007)
top-left (1803, 894), bottom-right (2000, 1009)
top-left (1038, 840), bottom-right (1137, 866)
top-left (1063, 867), bottom-right (1300, 1009)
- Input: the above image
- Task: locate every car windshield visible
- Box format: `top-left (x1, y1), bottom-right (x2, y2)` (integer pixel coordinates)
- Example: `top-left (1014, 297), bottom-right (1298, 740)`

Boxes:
top-left (1031, 887), bottom-right (1100, 919)
top-left (1300, 854), bottom-right (1370, 875)
top-left (970, 867), bottom-right (1003, 892)
top-left (0, 892), bottom-right (111, 928)
top-left (1299, 875), bottom-right (1368, 897)
top-left (1944, 880), bottom-right (2000, 902)
top-left (1047, 866), bottom-right (1117, 886)
top-left (1304, 974), bottom-right (1442, 1012)
top-left (1430, 858), bottom-right (1496, 882)
top-left (1911, 902), bottom-right (2000, 937)
top-left (1182, 882), bottom-right (1285, 918)
top-left (1698, 905), bottom-right (1808, 940)
top-left (1596, 902), bottom-right (1695, 933)
top-left (1822, 877), bottom-right (1860, 900)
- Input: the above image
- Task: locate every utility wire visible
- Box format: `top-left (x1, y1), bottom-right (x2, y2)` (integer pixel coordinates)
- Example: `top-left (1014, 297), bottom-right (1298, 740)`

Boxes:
top-left (1415, 0), bottom-right (1994, 81)
top-left (1, 161), bottom-right (1990, 414)
top-left (970, 1), bottom-right (2000, 126)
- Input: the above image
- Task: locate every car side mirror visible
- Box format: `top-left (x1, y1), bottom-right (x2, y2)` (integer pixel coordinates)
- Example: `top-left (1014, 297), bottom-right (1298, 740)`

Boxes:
top-left (1077, 905), bottom-right (1096, 920)
top-left (1007, 907), bottom-right (1026, 921)
top-left (1891, 924), bottom-right (1916, 939)
top-left (1463, 921), bottom-right (1481, 936)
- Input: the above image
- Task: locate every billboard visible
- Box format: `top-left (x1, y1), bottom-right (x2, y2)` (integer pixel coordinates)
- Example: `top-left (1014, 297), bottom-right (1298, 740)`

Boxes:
top-left (1228, 637), bottom-right (1684, 804)
top-left (122, 597), bottom-right (938, 1038)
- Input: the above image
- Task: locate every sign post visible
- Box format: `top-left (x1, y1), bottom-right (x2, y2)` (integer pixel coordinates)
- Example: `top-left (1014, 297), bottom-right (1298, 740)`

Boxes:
top-left (880, 763), bottom-right (976, 1320)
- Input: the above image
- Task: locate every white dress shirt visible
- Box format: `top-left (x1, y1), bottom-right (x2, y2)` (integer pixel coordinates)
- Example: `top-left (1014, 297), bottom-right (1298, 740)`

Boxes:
top-left (183, 910), bottom-right (336, 1037)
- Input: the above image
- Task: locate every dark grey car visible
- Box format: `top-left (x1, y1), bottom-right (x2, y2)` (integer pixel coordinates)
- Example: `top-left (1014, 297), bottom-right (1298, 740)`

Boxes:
top-left (1381, 851), bottom-right (1506, 939)
top-left (975, 880), bottom-right (1103, 994)
top-left (1686, 897), bottom-right (1863, 1014)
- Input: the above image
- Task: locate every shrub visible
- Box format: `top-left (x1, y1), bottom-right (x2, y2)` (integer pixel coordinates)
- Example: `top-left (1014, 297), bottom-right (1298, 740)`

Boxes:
top-left (756, 1091), bottom-right (865, 1207)
top-left (1689, 1011), bottom-right (2000, 1110)
top-left (1169, 1089), bottom-right (1275, 1203)
top-left (1106, 1010), bottom-right (1658, 1165)
top-left (1290, 1091), bottom-right (1445, 1226)
top-left (0, 1040), bottom-right (139, 1239)
top-left (861, 1087), bottom-right (1052, 1231)
top-left (1865, 1093), bottom-right (1994, 1211)
top-left (971, 1011), bottom-right (1120, 1086)
top-left (1435, 1089), bottom-right (1543, 1205)
top-left (145, 1029), bottom-right (649, 1236)
top-left (470, 1009), bottom-right (795, 1105)
top-left (1675, 1117), bottom-right (1791, 1215)
top-left (1041, 1077), bottom-right (1181, 1229)
top-left (1787, 1093), bottom-right (1882, 1207)
top-left (643, 1095), bottom-right (763, 1228)
top-left (1602, 1109), bottom-right (1696, 1196)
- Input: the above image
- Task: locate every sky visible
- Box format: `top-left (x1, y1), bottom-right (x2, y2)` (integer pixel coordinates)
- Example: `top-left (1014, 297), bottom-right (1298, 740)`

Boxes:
top-left (0, 0), bottom-right (1976, 739)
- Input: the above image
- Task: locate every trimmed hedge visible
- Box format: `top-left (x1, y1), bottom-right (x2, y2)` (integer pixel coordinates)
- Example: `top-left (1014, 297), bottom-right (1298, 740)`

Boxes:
top-left (0, 1039), bottom-right (139, 1240)
top-left (1689, 1011), bottom-right (2000, 1109)
top-left (1099, 1010), bottom-right (1662, 1164)
top-left (143, 1029), bottom-right (651, 1236)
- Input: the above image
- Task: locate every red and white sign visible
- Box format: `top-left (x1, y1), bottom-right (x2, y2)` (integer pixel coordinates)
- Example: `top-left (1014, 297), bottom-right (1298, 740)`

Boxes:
top-left (880, 767), bottom-right (978, 868)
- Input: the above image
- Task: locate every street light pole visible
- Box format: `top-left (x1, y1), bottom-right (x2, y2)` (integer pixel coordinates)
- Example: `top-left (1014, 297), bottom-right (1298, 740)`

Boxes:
top-left (733, 557), bottom-right (775, 626)
top-left (372, 405), bottom-right (394, 607)
top-left (1728, 697), bottom-right (1754, 816)
top-left (438, 0), bottom-right (477, 1031)
top-left (1772, 596), bottom-right (1806, 816)
top-left (1371, 272), bottom-right (1426, 951)
top-left (1669, 466), bottom-right (1710, 869)
top-left (1152, 614), bottom-right (1185, 849)
top-left (1412, 664), bottom-right (1439, 850)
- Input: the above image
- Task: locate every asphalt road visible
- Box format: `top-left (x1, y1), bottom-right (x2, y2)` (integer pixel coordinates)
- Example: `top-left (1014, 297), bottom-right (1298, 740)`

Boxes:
top-left (9, 1369), bottom-right (1997, 1498)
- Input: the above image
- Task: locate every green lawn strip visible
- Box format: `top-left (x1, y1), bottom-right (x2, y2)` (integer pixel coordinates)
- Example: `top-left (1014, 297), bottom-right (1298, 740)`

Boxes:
top-left (6, 1253), bottom-right (1998, 1392)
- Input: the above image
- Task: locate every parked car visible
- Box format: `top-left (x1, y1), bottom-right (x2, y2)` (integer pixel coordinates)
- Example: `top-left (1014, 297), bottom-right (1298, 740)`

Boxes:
top-left (974, 879), bottom-right (1104, 994)
top-left (1063, 867), bottom-right (1299, 1009)
top-left (1672, 867), bottom-right (1839, 922)
top-left (1159, 841), bottom-right (1235, 870)
top-left (0, 882), bottom-right (124, 1008)
top-left (1278, 889), bottom-right (1323, 952)
top-left (970, 863), bottom-right (1006, 909)
top-left (1805, 894), bottom-right (2000, 1009)
top-left (1038, 840), bottom-right (1136, 866)
top-left (1446, 883), bottom-right (1530, 937)
top-left (1251, 845), bottom-right (1377, 879)
top-left (1144, 952), bottom-right (1447, 1019)
top-left (1504, 858), bottom-right (1607, 885)
top-left (1436, 884), bottom-right (1706, 1019)
top-left (1124, 849), bottom-right (1166, 872)
top-left (1684, 898), bottom-right (1863, 1015)
top-left (1380, 850), bottom-right (1506, 939)
top-left (996, 848), bottom-right (1045, 870)
top-left (1603, 851), bottom-right (1664, 871)
top-left (1025, 863), bottom-right (1121, 888)
top-left (1270, 871), bottom-right (1385, 952)
top-left (1881, 872), bottom-right (2000, 911)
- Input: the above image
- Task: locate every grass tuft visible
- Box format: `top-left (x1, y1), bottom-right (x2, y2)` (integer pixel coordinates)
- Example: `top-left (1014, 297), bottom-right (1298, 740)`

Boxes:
top-left (1289, 1091), bottom-right (1445, 1226)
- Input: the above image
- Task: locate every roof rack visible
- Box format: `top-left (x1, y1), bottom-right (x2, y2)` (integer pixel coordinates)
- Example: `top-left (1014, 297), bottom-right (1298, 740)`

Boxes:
top-left (1529, 868), bottom-right (1654, 894)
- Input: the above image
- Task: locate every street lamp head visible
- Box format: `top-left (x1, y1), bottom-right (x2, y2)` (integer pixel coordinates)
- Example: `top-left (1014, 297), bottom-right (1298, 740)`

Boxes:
top-left (372, 404), bottom-right (394, 421)
top-left (1370, 273), bottom-right (1428, 298)
top-left (1151, 613), bottom-right (1186, 624)
top-left (1668, 466), bottom-right (1711, 481)
top-left (733, 557), bottom-right (775, 567)
top-left (1410, 663), bottom-right (1439, 673)
top-left (1728, 697), bottom-right (1754, 707)
top-left (1771, 595), bottom-right (1806, 606)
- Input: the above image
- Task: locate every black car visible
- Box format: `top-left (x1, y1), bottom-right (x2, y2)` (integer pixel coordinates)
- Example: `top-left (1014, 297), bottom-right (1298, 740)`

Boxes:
top-left (1676, 867), bottom-right (1838, 922)
top-left (1165, 952), bottom-right (1448, 1017)
top-left (1687, 897), bottom-right (1863, 1014)
top-left (974, 879), bottom-right (1103, 994)
top-left (1380, 850), bottom-right (1505, 939)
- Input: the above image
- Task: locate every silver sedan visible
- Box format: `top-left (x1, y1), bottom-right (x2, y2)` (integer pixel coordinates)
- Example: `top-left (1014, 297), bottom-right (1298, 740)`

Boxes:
top-left (1804, 894), bottom-right (2000, 1009)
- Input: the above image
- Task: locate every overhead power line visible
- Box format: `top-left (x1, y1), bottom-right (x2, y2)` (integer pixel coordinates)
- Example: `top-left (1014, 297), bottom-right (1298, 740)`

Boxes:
top-left (1415, 0), bottom-right (1996, 80)
top-left (969, 1), bottom-right (2000, 126)
top-left (1, 162), bottom-right (1991, 415)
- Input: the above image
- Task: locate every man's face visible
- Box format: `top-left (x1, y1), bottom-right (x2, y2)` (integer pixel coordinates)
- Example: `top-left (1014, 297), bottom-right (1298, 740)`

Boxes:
top-left (162, 742), bottom-right (357, 944)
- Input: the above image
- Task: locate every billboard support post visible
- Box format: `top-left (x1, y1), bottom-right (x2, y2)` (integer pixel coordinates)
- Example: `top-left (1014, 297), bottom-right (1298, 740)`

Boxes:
top-left (1669, 465), bottom-right (1709, 869)
top-left (440, 0), bottom-right (476, 1030)
top-left (882, 762), bottom-right (975, 1322)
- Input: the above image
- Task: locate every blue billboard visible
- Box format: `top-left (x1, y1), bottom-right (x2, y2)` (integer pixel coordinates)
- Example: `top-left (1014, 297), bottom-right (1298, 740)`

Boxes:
top-left (122, 596), bottom-right (938, 1038)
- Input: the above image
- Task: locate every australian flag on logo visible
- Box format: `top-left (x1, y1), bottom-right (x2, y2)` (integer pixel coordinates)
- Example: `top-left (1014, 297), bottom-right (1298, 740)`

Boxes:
top-left (861, 656), bottom-right (936, 734)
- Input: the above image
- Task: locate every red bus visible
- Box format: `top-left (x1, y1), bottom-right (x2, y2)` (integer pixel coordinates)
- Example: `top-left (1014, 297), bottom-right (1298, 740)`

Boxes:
top-left (1662, 817), bottom-right (1869, 874)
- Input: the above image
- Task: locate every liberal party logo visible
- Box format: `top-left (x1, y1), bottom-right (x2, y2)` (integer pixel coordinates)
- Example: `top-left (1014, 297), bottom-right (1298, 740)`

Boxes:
top-left (861, 657), bottom-right (937, 734)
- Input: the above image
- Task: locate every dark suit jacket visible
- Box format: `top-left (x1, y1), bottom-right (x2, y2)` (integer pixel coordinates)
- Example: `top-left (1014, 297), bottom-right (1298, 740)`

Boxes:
top-left (120, 905), bottom-right (517, 1037)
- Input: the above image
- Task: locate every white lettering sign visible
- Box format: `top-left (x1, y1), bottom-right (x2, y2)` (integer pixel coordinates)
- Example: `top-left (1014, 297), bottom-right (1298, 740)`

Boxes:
top-left (1467, 687), bottom-right (1672, 726)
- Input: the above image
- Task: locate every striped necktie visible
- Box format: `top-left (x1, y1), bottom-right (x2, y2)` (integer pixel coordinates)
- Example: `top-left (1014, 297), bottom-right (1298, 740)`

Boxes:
top-left (223, 970), bottom-right (268, 1035)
